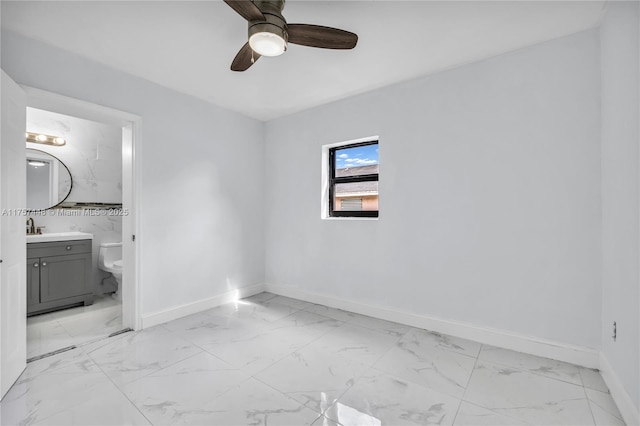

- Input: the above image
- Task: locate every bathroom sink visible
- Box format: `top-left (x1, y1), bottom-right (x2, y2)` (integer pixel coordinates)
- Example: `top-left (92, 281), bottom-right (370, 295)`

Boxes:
top-left (27, 231), bottom-right (93, 243)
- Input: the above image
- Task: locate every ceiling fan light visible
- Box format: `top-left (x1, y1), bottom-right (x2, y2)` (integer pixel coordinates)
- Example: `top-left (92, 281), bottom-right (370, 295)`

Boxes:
top-left (249, 32), bottom-right (286, 57)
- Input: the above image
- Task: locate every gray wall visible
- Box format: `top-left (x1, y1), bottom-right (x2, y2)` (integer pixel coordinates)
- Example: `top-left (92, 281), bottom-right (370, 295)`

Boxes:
top-left (265, 30), bottom-right (602, 349)
top-left (600, 1), bottom-right (640, 415)
top-left (1, 31), bottom-right (265, 316)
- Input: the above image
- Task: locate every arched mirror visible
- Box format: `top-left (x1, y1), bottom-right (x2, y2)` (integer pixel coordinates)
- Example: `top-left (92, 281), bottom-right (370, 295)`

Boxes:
top-left (26, 148), bottom-right (72, 210)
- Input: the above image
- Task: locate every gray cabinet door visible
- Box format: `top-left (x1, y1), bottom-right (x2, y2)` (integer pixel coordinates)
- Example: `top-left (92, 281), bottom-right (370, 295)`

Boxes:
top-left (26, 257), bottom-right (40, 313)
top-left (39, 253), bottom-right (91, 303)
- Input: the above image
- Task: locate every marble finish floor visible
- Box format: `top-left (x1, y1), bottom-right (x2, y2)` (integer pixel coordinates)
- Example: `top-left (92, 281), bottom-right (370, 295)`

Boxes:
top-left (27, 295), bottom-right (123, 360)
top-left (3, 292), bottom-right (624, 425)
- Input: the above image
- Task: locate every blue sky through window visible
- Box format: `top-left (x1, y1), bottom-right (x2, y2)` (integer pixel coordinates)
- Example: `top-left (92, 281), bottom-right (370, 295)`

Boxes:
top-left (335, 143), bottom-right (379, 169)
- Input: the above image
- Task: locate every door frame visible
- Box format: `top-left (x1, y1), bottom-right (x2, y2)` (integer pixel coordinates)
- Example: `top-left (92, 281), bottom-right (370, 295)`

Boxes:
top-left (23, 86), bottom-right (142, 331)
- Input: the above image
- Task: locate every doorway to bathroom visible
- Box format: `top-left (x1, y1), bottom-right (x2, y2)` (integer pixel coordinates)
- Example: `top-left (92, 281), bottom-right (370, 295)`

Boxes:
top-left (22, 87), bottom-right (140, 361)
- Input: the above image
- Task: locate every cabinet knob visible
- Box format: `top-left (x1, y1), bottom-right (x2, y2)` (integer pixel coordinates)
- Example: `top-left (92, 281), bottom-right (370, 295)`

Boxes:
top-left (33, 262), bottom-right (39, 268)
top-left (41, 262), bottom-right (47, 267)
top-left (66, 246), bottom-right (72, 251)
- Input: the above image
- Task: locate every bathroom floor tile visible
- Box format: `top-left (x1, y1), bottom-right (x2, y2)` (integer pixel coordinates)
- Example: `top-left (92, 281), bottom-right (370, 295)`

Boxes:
top-left (27, 296), bottom-right (123, 359)
top-left (26, 320), bottom-right (76, 359)
top-left (58, 305), bottom-right (123, 340)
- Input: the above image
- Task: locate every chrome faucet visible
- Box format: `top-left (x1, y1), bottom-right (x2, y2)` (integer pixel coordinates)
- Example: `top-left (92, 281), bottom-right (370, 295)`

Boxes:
top-left (26, 217), bottom-right (35, 235)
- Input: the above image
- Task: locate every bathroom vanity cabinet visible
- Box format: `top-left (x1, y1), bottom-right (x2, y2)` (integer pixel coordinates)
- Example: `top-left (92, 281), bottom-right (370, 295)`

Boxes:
top-left (27, 239), bottom-right (93, 316)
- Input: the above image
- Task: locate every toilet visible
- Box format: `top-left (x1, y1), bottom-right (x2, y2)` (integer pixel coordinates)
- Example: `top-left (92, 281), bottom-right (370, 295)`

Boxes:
top-left (98, 242), bottom-right (122, 301)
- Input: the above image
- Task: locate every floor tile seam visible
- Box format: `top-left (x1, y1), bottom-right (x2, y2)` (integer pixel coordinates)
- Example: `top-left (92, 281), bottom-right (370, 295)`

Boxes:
top-left (59, 327), bottom-right (120, 346)
top-left (584, 385), bottom-right (612, 394)
top-left (582, 384), bottom-right (600, 425)
top-left (14, 379), bottom-right (118, 426)
top-left (365, 332), bottom-right (405, 369)
top-left (576, 364), bottom-right (590, 388)
top-left (184, 341), bottom-right (254, 373)
top-left (370, 366), bottom-right (464, 399)
top-left (452, 343), bottom-right (483, 424)
top-left (315, 377), bottom-right (363, 420)
top-left (396, 329), bottom-right (482, 360)
top-left (463, 394), bottom-right (592, 411)
top-left (456, 399), bottom-right (536, 425)
top-left (475, 357), bottom-right (586, 389)
top-left (78, 329), bottom-right (136, 356)
top-left (365, 363), bottom-right (466, 402)
top-left (278, 320), bottom-right (350, 359)
top-left (263, 305), bottom-right (308, 323)
top-left (250, 375), bottom-right (325, 416)
top-left (579, 368), bottom-right (611, 394)
top-left (175, 371), bottom-right (255, 413)
top-left (83, 347), bottom-right (157, 426)
top-left (478, 346), bottom-right (584, 375)
top-left (583, 389), bottom-right (625, 422)
top-left (22, 359), bottom-right (129, 425)
top-left (86, 340), bottom-right (206, 388)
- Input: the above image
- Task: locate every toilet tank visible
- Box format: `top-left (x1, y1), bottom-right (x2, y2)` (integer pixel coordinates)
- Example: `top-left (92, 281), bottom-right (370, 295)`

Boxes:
top-left (99, 242), bottom-right (122, 266)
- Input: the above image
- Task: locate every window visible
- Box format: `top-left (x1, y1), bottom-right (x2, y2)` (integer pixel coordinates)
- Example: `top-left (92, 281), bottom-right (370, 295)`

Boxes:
top-left (329, 140), bottom-right (379, 217)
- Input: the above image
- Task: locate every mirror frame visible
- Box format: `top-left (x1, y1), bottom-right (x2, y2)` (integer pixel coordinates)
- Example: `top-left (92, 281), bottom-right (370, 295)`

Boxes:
top-left (26, 148), bottom-right (73, 211)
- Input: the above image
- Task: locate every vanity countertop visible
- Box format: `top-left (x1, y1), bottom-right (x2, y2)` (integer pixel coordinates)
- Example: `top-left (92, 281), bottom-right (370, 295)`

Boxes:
top-left (27, 231), bottom-right (94, 243)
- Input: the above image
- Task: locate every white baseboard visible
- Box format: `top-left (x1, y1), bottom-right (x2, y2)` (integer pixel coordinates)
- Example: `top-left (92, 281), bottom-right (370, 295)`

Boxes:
top-left (141, 283), bottom-right (265, 328)
top-left (264, 284), bottom-right (600, 369)
top-left (600, 353), bottom-right (640, 426)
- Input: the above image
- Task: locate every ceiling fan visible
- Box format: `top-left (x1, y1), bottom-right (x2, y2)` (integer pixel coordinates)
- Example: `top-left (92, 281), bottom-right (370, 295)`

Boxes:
top-left (224, 0), bottom-right (358, 71)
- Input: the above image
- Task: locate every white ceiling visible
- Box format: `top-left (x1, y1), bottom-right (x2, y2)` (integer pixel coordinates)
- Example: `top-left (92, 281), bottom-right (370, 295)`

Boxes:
top-left (1, 1), bottom-right (607, 121)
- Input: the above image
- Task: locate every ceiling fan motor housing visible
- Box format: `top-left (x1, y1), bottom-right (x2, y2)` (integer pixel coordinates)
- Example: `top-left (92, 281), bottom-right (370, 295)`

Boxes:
top-left (248, 0), bottom-right (288, 44)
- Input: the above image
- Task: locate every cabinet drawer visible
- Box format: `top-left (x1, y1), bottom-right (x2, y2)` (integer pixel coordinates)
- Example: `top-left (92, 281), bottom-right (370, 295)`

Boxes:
top-left (27, 239), bottom-right (92, 258)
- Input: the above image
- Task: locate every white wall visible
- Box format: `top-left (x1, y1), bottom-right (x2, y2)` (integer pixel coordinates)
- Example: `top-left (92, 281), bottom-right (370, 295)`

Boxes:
top-left (265, 30), bottom-right (602, 350)
top-left (600, 1), bottom-right (640, 419)
top-left (1, 31), bottom-right (265, 316)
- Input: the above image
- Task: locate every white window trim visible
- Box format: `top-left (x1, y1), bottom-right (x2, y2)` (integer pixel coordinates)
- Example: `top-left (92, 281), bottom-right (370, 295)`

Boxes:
top-left (320, 135), bottom-right (380, 220)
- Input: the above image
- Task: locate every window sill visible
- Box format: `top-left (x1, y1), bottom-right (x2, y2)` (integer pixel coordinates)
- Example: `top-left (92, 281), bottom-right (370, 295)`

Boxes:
top-left (321, 216), bottom-right (379, 221)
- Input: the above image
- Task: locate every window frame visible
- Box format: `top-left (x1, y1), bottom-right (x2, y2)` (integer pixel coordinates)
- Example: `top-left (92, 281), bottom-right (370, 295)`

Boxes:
top-left (328, 140), bottom-right (379, 218)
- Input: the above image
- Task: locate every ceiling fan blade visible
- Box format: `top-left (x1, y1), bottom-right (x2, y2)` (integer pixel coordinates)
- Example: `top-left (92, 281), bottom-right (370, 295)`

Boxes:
top-left (287, 24), bottom-right (358, 49)
top-left (224, 0), bottom-right (265, 22)
top-left (231, 42), bottom-right (260, 72)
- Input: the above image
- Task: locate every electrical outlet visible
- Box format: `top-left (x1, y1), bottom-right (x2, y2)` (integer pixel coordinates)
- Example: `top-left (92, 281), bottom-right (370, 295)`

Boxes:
top-left (613, 321), bottom-right (617, 341)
